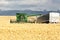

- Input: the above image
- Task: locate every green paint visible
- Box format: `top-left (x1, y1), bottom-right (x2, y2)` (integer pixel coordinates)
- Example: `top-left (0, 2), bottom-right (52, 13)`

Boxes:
top-left (16, 13), bottom-right (27, 22)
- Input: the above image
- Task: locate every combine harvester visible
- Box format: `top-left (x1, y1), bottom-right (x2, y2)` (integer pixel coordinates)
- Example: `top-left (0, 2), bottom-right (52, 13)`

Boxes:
top-left (10, 13), bottom-right (41, 23)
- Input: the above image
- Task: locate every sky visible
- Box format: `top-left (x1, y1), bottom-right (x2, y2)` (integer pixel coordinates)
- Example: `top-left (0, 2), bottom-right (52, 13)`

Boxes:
top-left (0, 0), bottom-right (60, 11)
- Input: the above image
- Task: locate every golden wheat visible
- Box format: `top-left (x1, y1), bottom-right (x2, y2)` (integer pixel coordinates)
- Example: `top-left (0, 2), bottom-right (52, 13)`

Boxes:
top-left (0, 16), bottom-right (60, 40)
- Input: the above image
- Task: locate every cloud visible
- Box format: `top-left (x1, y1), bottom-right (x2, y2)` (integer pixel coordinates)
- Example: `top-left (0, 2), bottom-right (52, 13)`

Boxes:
top-left (5, 0), bottom-right (48, 5)
top-left (52, 0), bottom-right (60, 4)
top-left (0, 0), bottom-right (60, 11)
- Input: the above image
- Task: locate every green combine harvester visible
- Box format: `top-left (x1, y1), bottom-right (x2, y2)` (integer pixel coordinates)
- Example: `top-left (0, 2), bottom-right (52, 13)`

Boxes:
top-left (10, 13), bottom-right (41, 23)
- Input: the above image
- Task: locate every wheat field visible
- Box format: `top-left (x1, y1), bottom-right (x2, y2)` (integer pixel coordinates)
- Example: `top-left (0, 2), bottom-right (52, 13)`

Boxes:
top-left (0, 16), bottom-right (60, 40)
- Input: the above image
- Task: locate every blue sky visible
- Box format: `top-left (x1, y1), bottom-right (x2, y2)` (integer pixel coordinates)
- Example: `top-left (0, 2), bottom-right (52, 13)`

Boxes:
top-left (0, 0), bottom-right (60, 11)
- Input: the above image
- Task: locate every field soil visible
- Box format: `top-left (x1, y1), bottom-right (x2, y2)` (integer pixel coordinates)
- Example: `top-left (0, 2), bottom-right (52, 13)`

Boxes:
top-left (0, 16), bottom-right (60, 40)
